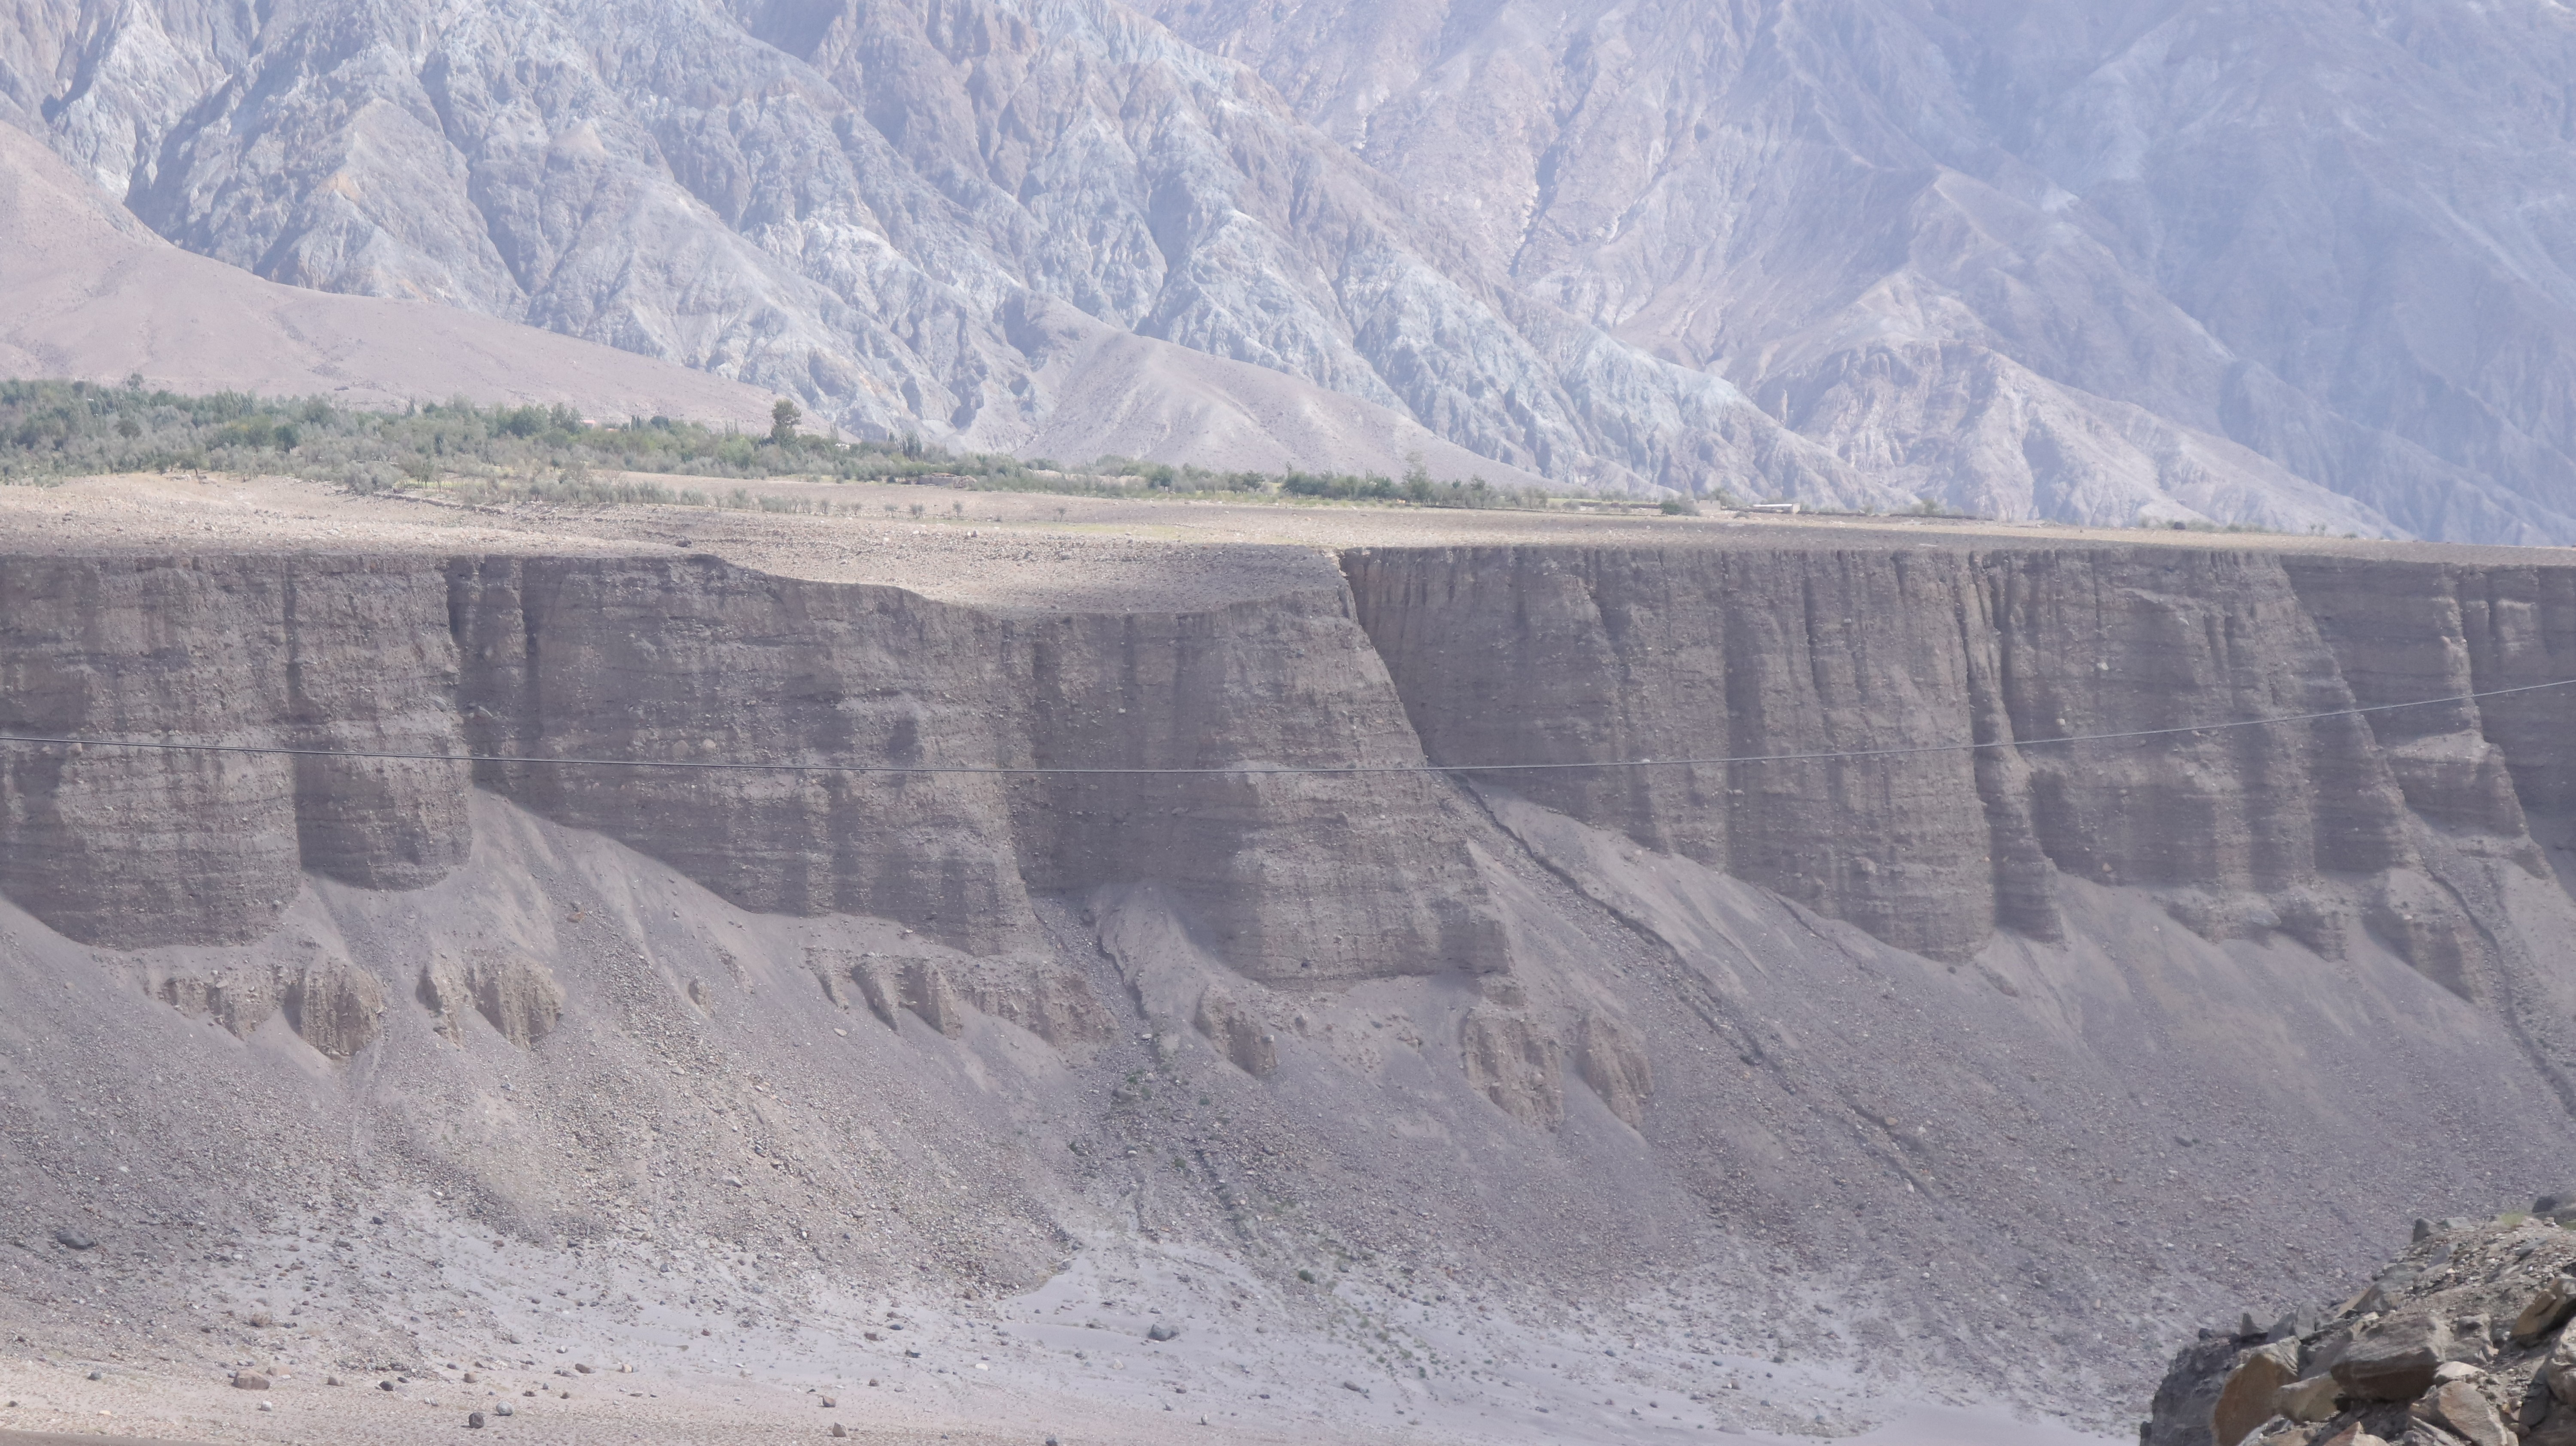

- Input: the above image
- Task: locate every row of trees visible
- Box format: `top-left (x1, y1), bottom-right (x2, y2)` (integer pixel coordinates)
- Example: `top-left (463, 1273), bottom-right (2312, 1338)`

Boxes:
top-left (0, 379), bottom-right (1561, 510)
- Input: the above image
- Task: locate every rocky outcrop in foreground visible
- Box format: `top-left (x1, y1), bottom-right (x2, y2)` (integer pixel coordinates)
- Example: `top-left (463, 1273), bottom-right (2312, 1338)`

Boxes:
top-left (2151, 1204), bottom-right (2576, 1446)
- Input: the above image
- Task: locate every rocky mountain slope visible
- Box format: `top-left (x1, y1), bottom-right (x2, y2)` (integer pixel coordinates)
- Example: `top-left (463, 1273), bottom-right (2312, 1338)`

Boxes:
top-left (0, 0), bottom-right (1847, 498)
top-left (0, 119), bottom-right (781, 426)
top-left (9, 484), bottom-right (2576, 1439)
top-left (12, 1), bottom-right (2574, 536)
top-left (1148, 0), bottom-right (2576, 543)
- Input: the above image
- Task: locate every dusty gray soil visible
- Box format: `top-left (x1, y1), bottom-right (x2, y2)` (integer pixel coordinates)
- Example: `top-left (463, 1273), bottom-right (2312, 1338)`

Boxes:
top-left (0, 473), bottom-right (2549, 613)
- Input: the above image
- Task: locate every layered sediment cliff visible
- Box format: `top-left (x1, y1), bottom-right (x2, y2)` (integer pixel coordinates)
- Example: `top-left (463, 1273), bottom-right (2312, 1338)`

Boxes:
top-left (1344, 547), bottom-right (2576, 987)
top-left (12, 534), bottom-right (2576, 1432)
top-left (11, 542), bottom-right (2576, 998)
top-left (0, 552), bottom-right (1500, 982)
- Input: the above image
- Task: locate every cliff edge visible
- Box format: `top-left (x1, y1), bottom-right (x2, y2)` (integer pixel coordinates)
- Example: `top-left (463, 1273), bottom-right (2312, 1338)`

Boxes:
top-left (7, 507), bottom-right (2576, 1439)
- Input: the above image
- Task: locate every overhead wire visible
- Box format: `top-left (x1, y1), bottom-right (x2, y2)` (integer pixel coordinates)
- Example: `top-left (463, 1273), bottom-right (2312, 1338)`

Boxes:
top-left (0, 676), bottom-right (2569, 777)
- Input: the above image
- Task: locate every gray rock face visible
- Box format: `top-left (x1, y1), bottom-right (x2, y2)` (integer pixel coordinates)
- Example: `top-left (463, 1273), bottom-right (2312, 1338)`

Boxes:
top-left (447, 553), bottom-right (1504, 981)
top-left (25, 1), bottom-right (2576, 536)
top-left (0, 555), bottom-right (469, 948)
top-left (24, 537), bottom-right (2576, 1426)
top-left (21, 535), bottom-right (2576, 1123)
top-left (1343, 545), bottom-right (2444, 962)
top-left (0, 550), bottom-right (1503, 983)
top-left (1343, 540), bottom-right (2576, 1114)
top-left (20, 538), bottom-right (2576, 1020)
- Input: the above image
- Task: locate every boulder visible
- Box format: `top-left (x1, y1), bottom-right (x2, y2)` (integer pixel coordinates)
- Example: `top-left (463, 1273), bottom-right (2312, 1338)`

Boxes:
top-left (2277, 1375), bottom-right (2344, 1422)
top-left (2515, 1275), bottom-right (2576, 1344)
top-left (2271, 1306), bottom-right (2325, 1343)
top-left (2333, 1315), bottom-right (2460, 1402)
top-left (2425, 1379), bottom-right (2514, 1446)
top-left (2215, 1343), bottom-right (2300, 1446)
top-left (2546, 1328), bottom-right (2576, 1406)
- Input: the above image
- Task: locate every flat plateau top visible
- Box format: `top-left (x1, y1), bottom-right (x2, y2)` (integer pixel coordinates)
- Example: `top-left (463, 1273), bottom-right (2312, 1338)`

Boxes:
top-left (0, 473), bottom-right (2563, 612)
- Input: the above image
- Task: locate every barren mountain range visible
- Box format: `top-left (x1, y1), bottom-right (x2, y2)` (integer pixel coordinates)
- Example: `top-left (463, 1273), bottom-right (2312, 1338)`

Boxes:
top-left (8, 0), bottom-right (2576, 537)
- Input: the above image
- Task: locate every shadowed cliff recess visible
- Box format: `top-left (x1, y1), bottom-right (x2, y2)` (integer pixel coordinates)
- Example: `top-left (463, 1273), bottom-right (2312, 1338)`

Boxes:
top-left (8, 480), bottom-right (2576, 1443)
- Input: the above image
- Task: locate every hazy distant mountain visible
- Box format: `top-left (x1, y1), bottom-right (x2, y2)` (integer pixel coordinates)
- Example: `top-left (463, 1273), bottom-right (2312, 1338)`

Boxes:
top-left (8, 0), bottom-right (2576, 538)
top-left (1143, 0), bottom-right (2576, 542)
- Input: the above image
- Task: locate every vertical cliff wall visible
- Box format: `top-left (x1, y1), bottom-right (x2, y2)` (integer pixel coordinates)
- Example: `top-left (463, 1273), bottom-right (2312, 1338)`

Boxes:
top-left (16, 538), bottom-right (2576, 1430)
top-left (0, 555), bottom-right (469, 948)
top-left (0, 551), bottom-right (1498, 981)
top-left (12, 542), bottom-right (2576, 991)
top-left (1341, 542), bottom-right (2576, 1109)
top-left (447, 554), bottom-right (1504, 982)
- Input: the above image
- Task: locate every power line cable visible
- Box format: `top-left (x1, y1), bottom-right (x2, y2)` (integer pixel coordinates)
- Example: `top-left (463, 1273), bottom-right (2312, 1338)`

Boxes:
top-left (0, 677), bottom-right (2568, 777)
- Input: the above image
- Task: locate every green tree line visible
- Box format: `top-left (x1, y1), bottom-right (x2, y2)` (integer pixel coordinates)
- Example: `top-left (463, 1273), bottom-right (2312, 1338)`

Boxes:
top-left (0, 378), bottom-right (1555, 510)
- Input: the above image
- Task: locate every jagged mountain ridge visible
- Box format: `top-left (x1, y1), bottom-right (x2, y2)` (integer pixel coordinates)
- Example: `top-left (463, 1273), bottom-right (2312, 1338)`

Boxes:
top-left (8, 0), bottom-right (2576, 538)
top-left (1145, 0), bottom-right (2576, 543)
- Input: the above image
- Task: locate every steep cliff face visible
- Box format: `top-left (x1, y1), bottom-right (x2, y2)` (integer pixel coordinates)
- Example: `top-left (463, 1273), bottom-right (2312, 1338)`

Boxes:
top-left (449, 553), bottom-right (1502, 981)
top-left (1342, 543), bottom-right (2576, 1118)
top-left (1342, 547), bottom-right (2511, 960)
top-left (0, 554), bottom-right (470, 948)
top-left (17, 540), bottom-right (2576, 1000)
top-left (14, 538), bottom-right (2576, 1431)
top-left (0, 550), bottom-right (1498, 981)
top-left (1345, 545), bottom-right (2013, 958)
